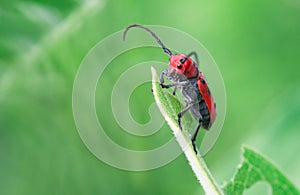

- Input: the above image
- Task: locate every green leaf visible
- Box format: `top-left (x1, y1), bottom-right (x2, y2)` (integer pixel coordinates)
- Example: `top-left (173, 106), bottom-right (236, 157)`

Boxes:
top-left (151, 70), bottom-right (192, 131)
top-left (151, 67), bottom-right (223, 195)
top-left (223, 146), bottom-right (300, 195)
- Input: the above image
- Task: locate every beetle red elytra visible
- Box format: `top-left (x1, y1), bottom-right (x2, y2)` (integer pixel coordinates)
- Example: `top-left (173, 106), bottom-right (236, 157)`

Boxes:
top-left (123, 24), bottom-right (216, 154)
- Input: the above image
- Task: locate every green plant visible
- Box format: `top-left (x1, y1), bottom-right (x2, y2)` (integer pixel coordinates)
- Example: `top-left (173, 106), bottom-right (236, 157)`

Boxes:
top-left (151, 67), bottom-right (300, 195)
top-left (2, 0), bottom-right (300, 194)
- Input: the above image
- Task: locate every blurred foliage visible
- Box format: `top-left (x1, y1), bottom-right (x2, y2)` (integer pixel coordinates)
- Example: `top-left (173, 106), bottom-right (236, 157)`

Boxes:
top-left (1, 0), bottom-right (300, 194)
top-left (224, 147), bottom-right (299, 194)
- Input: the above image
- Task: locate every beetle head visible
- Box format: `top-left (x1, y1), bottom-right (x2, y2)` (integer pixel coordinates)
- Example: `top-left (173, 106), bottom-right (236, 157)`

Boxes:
top-left (169, 54), bottom-right (198, 78)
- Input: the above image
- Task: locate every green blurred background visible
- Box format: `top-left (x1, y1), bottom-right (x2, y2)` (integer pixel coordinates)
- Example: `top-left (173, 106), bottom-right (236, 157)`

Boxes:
top-left (1, 0), bottom-right (300, 194)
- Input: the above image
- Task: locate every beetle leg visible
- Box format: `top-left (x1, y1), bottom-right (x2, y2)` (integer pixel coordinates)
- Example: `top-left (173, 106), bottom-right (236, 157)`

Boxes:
top-left (178, 103), bottom-right (193, 130)
top-left (172, 86), bottom-right (177, 96)
top-left (160, 70), bottom-right (173, 89)
top-left (161, 80), bottom-right (189, 89)
top-left (160, 70), bottom-right (168, 84)
top-left (160, 83), bottom-right (177, 89)
top-left (191, 117), bottom-right (203, 154)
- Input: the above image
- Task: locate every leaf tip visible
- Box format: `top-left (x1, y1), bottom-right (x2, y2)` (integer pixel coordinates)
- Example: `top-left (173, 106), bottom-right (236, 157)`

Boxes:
top-left (241, 144), bottom-right (257, 158)
top-left (151, 66), bottom-right (157, 78)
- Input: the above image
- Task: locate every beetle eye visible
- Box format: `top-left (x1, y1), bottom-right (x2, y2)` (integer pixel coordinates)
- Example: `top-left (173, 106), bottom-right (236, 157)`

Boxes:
top-left (180, 59), bottom-right (185, 64)
top-left (177, 64), bottom-right (182, 69)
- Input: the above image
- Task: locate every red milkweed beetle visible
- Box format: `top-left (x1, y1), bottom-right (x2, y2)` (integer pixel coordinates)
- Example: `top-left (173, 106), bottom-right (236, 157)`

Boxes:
top-left (123, 24), bottom-right (216, 154)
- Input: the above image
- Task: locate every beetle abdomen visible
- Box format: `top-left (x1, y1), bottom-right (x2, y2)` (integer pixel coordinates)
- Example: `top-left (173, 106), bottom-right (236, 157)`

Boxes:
top-left (199, 100), bottom-right (211, 129)
top-left (189, 77), bottom-right (212, 130)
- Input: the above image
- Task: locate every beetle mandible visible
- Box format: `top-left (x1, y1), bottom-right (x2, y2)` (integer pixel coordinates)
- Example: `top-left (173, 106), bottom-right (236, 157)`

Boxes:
top-left (123, 24), bottom-right (216, 154)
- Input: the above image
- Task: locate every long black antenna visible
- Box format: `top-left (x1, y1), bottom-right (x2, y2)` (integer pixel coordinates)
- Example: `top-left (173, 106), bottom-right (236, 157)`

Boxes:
top-left (186, 51), bottom-right (199, 65)
top-left (180, 51), bottom-right (199, 66)
top-left (123, 24), bottom-right (172, 56)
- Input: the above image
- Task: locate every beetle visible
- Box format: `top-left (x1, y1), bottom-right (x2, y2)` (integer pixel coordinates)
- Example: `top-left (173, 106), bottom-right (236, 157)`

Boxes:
top-left (123, 24), bottom-right (216, 154)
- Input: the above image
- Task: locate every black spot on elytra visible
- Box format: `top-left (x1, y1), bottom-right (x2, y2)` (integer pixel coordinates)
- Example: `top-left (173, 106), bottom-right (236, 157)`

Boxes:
top-left (200, 78), bottom-right (206, 85)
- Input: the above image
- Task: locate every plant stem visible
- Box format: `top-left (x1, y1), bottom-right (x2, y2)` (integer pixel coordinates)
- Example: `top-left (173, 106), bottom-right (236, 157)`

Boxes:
top-left (176, 130), bottom-right (224, 195)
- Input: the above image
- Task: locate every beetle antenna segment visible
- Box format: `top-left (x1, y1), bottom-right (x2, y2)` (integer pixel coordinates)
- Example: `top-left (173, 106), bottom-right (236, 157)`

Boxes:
top-left (186, 51), bottom-right (199, 65)
top-left (123, 24), bottom-right (173, 56)
top-left (181, 51), bottom-right (199, 66)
